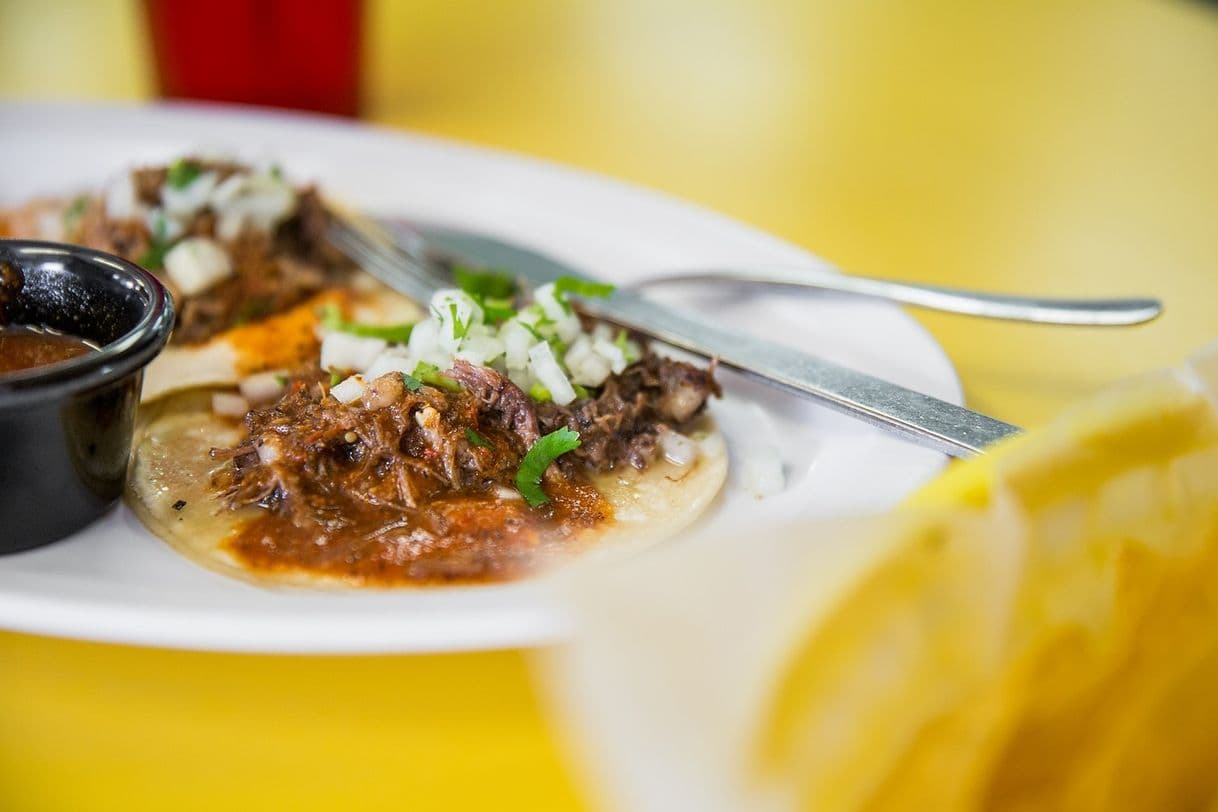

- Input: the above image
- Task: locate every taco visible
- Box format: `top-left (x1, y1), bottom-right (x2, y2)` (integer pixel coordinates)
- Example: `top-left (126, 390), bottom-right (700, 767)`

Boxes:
top-left (1, 155), bottom-right (419, 400)
top-left (128, 275), bottom-right (728, 585)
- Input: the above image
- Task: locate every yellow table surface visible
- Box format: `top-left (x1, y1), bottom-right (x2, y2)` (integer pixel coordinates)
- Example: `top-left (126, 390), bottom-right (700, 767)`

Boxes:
top-left (2, 1), bottom-right (1217, 809)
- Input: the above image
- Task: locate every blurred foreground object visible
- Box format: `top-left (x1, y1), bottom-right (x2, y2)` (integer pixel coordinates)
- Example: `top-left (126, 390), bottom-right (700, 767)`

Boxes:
top-left (143, 0), bottom-right (362, 116)
top-left (548, 339), bottom-right (1218, 811)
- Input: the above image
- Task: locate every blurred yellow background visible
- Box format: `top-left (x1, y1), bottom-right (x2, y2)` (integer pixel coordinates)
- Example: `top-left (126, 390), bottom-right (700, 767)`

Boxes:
top-left (1, 0), bottom-right (1217, 809)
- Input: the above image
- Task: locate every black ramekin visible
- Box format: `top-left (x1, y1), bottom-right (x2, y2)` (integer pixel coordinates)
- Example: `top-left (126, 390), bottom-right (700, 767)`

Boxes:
top-left (0, 240), bottom-right (174, 553)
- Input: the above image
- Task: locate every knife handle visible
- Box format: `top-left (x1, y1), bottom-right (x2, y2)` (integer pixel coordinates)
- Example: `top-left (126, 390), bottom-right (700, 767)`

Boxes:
top-left (587, 292), bottom-right (1022, 458)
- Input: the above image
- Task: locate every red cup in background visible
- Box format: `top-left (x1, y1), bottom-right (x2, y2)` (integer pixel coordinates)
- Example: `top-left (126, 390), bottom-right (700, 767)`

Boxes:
top-left (144, 0), bottom-right (363, 117)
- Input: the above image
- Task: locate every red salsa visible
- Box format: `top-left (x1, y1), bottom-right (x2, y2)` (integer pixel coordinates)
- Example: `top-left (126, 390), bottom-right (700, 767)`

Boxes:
top-left (0, 325), bottom-right (98, 376)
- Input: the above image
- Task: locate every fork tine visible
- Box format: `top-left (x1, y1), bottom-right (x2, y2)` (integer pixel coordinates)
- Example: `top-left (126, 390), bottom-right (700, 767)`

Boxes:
top-left (326, 215), bottom-right (443, 303)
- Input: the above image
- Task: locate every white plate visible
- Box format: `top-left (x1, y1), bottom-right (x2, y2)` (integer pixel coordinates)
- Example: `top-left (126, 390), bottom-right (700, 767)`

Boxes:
top-left (0, 102), bottom-right (962, 653)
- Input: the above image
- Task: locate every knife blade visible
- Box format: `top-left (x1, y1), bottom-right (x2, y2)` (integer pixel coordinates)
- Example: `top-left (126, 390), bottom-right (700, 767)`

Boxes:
top-left (388, 222), bottom-right (1022, 458)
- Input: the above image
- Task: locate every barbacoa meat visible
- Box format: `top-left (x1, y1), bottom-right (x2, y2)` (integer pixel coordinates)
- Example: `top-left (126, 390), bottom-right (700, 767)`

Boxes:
top-left (67, 161), bottom-right (355, 345)
top-left (215, 354), bottom-right (718, 527)
top-left (537, 354), bottom-right (721, 472)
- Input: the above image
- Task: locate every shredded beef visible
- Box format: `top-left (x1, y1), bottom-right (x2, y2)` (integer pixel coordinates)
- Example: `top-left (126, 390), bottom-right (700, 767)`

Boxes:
top-left (59, 160), bottom-right (356, 345)
top-left (131, 167), bottom-right (168, 206)
top-left (216, 354), bottom-right (719, 528)
top-left (172, 183), bottom-right (355, 344)
top-left (537, 354), bottom-right (720, 472)
top-left (215, 370), bottom-right (528, 530)
top-left (446, 359), bottom-right (540, 447)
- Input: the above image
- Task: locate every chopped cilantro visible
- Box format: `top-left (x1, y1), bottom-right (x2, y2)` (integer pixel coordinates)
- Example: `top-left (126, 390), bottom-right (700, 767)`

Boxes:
top-left (62, 195), bottom-right (89, 234)
top-left (412, 361), bottom-right (461, 392)
top-left (328, 369), bottom-right (343, 386)
top-left (615, 328), bottom-right (639, 363)
top-left (401, 372), bottom-right (423, 392)
top-left (450, 266), bottom-right (520, 325)
top-left (515, 428), bottom-right (582, 507)
top-left (448, 302), bottom-right (470, 340)
top-left (137, 214), bottom-right (173, 270)
top-left (453, 264), bottom-right (516, 299)
top-left (520, 320), bottom-right (546, 342)
top-left (478, 295), bottom-right (517, 324)
top-left (269, 164), bottom-right (284, 180)
top-left (166, 158), bottom-right (203, 189)
top-left (318, 302), bottom-right (414, 343)
top-left (465, 428), bottom-right (492, 448)
top-left (528, 383), bottom-right (551, 402)
top-left (554, 276), bottom-right (616, 299)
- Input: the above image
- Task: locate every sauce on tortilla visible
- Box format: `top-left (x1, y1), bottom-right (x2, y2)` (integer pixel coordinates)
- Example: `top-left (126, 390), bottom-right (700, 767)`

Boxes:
top-left (222, 477), bottom-right (611, 584)
top-left (227, 291), bottom-right (344, 376)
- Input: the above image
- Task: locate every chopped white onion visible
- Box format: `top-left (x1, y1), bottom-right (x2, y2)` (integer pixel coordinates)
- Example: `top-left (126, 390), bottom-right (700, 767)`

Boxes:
top-left (563, 335), bottom-right (610, 386)
top-left (104, 173), bottom-right (142, 221)
top-left (494, 484), bottom-right (523, 501)
top-left (330, 375), bottom-right (366, 404)
top-left (570, 352), bottom-right (612, 387)
top-left (407, 320), bottom-right (456, 370)
top-left (320, 331), bottom-right (387, 374)
top-left (593, 337), bottom-right (628, 374)
top-left (145, 208), bottom-right (185, 243)
top-left (500, 319), bottom-right (534, 370)
top-left (533, 283), bottom-right (567, 322)
top-left (455, 331), bottom-right (505, 365)
top-left (740, 444), bottom-right (785, 498)
top-left (303, 270), bottom-right (651, 410)
top-left (238, 370), bottom-right (287, 404)
top-left (529, 341), bottom-right (577, 405)
top-left (363, 349), bottom-right (415, 381)
top-left (430, 288), bottom-right (484, 352)
top-left (554, 312), bottom-right (583, 343)
top-left (211, 391), bottom-right (250, 418)
top-left (515, 305), bottom-right (547, 331)
top-left (161, 171), bottom-right (219, 218)
top-left (565, 335), bottom-right (592, 365)
top-left (163, 237), bottom-right (233, 295)
top-left (407, 318), bottom-right (440, 357)
top-left (210, 171), bottom-right (297, 240)
top-left (659, 430), bottom-right (699, 467)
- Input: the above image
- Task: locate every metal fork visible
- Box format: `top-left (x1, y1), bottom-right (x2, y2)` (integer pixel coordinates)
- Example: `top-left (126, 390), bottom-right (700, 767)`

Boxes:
top-left (331, 214), bottom-right (1161, 326)
top-left (327, 214), bottom-right (1024, 457)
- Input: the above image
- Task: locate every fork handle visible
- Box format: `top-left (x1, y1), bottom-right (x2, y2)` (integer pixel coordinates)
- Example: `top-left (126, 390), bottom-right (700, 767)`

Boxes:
top-left (633, 266), bottom-right (1162, 326)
